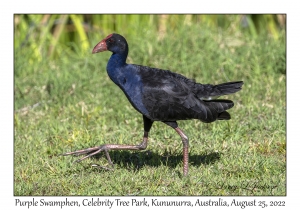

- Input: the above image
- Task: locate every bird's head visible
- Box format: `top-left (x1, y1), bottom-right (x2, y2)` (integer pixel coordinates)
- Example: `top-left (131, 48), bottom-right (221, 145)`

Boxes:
top-left (92, 33), bottom-right (128, 55)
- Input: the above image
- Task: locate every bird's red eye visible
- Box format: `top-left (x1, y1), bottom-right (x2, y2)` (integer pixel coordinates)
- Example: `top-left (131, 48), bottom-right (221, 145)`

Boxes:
top-left (108, 38), bottom-right (113, 43)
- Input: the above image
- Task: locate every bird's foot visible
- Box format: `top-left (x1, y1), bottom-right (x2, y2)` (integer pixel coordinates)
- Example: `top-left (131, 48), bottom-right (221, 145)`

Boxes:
top-left (60, 145), bottom-right (114, 165)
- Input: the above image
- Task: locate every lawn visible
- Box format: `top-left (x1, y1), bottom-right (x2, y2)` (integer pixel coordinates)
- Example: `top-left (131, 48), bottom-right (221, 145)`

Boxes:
top-left (14, 23), bottom-right (286, 195)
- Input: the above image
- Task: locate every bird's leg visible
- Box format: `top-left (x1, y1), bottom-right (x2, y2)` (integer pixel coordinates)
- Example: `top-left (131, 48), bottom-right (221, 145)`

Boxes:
top-left (163, 121), bottom-right (189, 176)
top-left (61, 115), bottom-right (153, 168)
top-left (174, 127), bottom-right (189, 176)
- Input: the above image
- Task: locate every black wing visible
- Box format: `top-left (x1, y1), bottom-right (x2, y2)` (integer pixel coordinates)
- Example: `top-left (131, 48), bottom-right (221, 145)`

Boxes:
top-left (137, 65), bottom-right (234, 122)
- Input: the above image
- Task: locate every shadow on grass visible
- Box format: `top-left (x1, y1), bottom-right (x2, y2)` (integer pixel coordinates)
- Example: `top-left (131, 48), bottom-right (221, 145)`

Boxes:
top-left (87, 149), bottom-right (221, 172)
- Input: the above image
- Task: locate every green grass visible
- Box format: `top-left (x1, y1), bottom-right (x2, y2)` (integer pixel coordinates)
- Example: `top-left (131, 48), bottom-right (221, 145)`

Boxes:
top-left (14, 24), bottom-right (286, 195)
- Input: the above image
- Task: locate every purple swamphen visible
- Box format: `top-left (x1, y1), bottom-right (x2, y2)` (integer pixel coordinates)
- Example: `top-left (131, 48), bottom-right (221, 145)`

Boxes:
top-left (61, 33), bottom-right (243, 176)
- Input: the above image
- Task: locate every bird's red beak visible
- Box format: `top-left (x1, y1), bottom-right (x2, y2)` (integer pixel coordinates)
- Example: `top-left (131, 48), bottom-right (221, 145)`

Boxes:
top-left (92, 34), bottom-right (113, 54)
top-left (92, 39), bottom-right (107, 54)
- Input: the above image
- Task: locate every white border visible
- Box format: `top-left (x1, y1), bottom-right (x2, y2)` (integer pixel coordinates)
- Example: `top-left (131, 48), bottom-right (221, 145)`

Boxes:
top-left (3, 0), bottom-right (298, 209)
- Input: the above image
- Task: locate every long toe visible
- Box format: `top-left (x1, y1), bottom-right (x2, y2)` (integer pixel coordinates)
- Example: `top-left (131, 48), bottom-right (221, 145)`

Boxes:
top-left (60, 146), bottom-right (102, 156)
top-left (73, 147), bottom-right (105, 163)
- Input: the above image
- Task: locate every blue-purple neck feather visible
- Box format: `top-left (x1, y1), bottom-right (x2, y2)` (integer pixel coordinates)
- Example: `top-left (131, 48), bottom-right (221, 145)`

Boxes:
top-left (106, 53), bottom-right (127, 84)
top-left (106, 51), bottom-right (149, 116)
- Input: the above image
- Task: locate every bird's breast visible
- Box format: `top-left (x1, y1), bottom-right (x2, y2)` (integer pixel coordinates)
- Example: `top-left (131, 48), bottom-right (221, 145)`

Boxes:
top-left (107, 68), bottom-right (149, 116)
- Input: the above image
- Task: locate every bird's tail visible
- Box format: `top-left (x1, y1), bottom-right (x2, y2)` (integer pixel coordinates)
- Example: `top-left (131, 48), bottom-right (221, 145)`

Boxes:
top-left (217, 111), bottom-right (231, 120)
top-left (198, 81), bottom-right (244, 100)
top-left (213, 81), bottom-right (244, 96)
top-left (207, 82), bottom-right (243, 120)
top-left (200, 99), bottom-right (234, 122)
